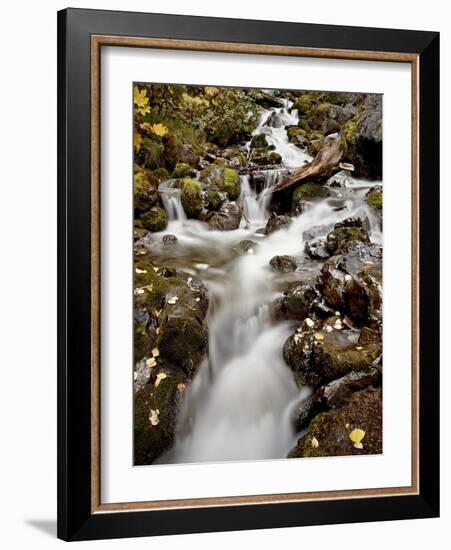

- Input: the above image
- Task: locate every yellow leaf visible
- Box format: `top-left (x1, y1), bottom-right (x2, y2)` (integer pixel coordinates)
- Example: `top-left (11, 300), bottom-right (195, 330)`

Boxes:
top-left (205, 86), bottom-right (220, 96)
top-left (314, 332), bottom-right (324, 340)
top-left (150, 123), bottom-right (168, 137)
top-left (151, 347), bottom-right (160, 357)
top-left (146, 357), bottom-right (157, 368)
top-left (134, 86), bottom-right (150, 115)
top-left (155, 372), bottom-right (168, 388)
top-left (177, 383), bottom-right (186, 391)
top-left (135, 267), bottom-right (147, 274)
top-left (148, 408), bottom-right (160, 426)
top-left (349, 428), bottom-right (366, 449)
top-left (134, 130), bottom-right (142, 151)
top-left (311, 437), bottom-right (319, 448)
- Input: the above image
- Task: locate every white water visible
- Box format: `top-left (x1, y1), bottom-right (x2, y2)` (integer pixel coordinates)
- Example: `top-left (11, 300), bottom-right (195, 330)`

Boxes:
top-left (153, 100), bottom-right (382, 464)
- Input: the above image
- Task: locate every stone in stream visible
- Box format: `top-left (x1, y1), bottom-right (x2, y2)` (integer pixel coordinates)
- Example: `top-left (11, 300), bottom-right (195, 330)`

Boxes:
top-left (236, 239), bottom-right (258, 255)
top-left (272, 282), bottom-right (318, 321)
top-left (288, 387), bottom-right (382, 458)
top-left (325, 217), bottom-right (370, 255)
top-left (162, 234), bottom-right (178, 246)
top-left (264, 212), bottom-right (292, 234)
top-left (325, 169), bottom-right (352, 188)
top-left (207, 201), bottom-right (242, 231)
top-left (269, 255), bottom-right (298, 273)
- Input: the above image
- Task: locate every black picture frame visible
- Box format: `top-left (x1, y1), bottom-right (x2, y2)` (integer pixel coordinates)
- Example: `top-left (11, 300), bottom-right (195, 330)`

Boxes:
top-left (57, 7), bottom-right (440, 541)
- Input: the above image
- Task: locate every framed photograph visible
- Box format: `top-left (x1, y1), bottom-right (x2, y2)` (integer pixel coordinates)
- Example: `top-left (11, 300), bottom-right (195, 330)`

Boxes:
top-left (57, 8), bottom-right (440, 541)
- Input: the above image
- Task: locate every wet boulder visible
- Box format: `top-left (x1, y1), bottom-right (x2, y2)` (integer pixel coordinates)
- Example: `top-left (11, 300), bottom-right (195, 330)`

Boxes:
top-left (325, 217), bottom-right (370, 255)
top-left (162, 234), bottom-right (178, 246)
top-left (288, 388), bottom-right (382, 458)
top-left (326, 169), bottom-right (352, 188)
top-left (344, 266), bottom-right (382, 327)
top-left (140, 206), bottom-right (168, 232)
top-left (269, 255), bottom-right (298, 273)
top-left (134, 362), bottom-right (189, 465)
top-left (265, 212), bottom-right (292, 235)
top-left (236, 239), bottom-right (258, 255)
top-left (304, 238), bottom-right (330, 260)
top-left (134, 261), bottom-right (209, 374)
top-left (283, 318), bottom-right (382, 388)
top-left (180, 178), bottom-right (203, 217)
top-left (208, 201), bottom-right (242, 231)
top-left (274, 283), bottom-right (318, 321)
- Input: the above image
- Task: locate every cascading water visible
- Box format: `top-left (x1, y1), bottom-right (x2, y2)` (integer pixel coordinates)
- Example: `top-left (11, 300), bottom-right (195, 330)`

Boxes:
top-left (155, 99), bottom-right (382, 465)
top-left (159, 179), bottom-right (186, 223)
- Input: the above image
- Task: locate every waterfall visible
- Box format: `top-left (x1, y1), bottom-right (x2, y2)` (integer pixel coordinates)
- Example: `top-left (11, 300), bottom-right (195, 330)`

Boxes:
top-left (159, 179), bottom-right (186, 222)
top-left (153, 99), bottom-right (383, 465)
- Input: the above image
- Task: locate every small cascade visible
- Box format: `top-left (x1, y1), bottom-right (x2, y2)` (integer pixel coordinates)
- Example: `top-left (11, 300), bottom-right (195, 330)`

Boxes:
top-left (159, 179), bottom-right (186, 222)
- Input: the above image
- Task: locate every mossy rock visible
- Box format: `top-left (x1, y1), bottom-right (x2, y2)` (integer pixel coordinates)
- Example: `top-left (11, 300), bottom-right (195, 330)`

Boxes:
top-left (158, 312), bottom-right (207, 374)
top-left (287, 126), bottom-right (307, 142)
top-left (288, 388), bottom-right (382, 458)
top-left (199, 164), bottom-right (240, 201)
top-left (221, 167), bottom-right (240, 200)
top-left (140, 206), bottom-right (168, 232)
top-left (293, 93), bottom-right (319, 117)
top-left (151, 167), bottom-right (171, 181)
top-left (292, 183), bottom-right (329, 212)
top-left (134, 262), bottom-right (209, 372)
top-left (250, 133), bottom-right (269, 149)
top-left (325, 225), bottom-right (370, 255)
top-left (283, 320), bottom-right (382, 388)
top-left (134, 171), bottom-right (159, 213)
top-left (367, 188), bottom-right (382, 210)
top-left (207, 186), bottom-right (227, 210)
top-left (134, 364), bottom-right (188, 465)
top-left (342, 118), bottom-right (359, 145)
top-left (172, 162), bottom-right (195, 179)
top-left (180, 178), bottom-right (203, 217)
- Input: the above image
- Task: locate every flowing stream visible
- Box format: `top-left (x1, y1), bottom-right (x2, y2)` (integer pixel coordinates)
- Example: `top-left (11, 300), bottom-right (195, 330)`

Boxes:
top-left (155, 100), bottom-right (382, 464)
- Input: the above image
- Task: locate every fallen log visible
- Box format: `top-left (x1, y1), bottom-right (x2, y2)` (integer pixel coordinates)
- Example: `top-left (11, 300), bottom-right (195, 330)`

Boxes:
top-left (273, 135), bottom-right (346, 193)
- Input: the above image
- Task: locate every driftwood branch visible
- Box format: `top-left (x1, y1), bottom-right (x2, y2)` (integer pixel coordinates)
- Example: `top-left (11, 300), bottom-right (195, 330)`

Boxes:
top-left (273, 136), bottom-right (346, 193)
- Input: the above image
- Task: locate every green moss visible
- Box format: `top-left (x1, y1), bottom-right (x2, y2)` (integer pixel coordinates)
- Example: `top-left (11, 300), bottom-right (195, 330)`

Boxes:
top-left (250, 133), bottom-right (268, 149)
top-left (207, 186), bottom-right (225, 210)
top-left (140, 206), bottom-right (168, 232)
top-left (151, 167), bottom-right (170, 180)
top-left (367, 188), bottom-right (382, 210)
top-left (287, 126), bottom-right (307, 141)
top-left (180, 178), bottom-right (203, 217)
top-left (342, 118), bottom-right (358, 145)
top-left (293, 183), bottom-right (328, 206)
top-left (172, 162), bottom-right (193, 179)
top-left (269, 151), bottom-right (282, 164)
top-left (222, 168), bottom-right (240, 200)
